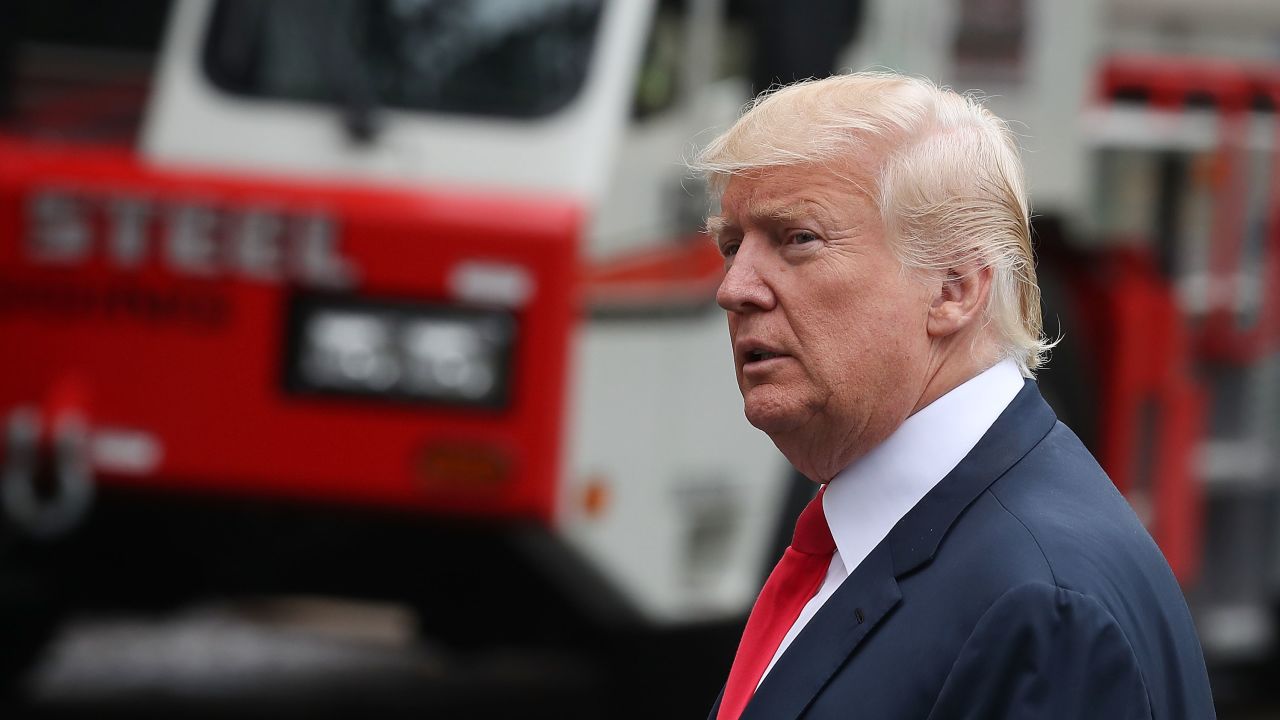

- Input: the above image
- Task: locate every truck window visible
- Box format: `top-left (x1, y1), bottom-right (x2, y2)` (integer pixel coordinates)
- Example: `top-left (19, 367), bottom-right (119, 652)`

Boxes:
top-left (203, 0), bottom-right (604, 120)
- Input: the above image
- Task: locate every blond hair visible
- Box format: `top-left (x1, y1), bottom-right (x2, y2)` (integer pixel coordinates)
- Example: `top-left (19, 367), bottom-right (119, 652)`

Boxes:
top-left (692, 72), bottom-right (1050, 376)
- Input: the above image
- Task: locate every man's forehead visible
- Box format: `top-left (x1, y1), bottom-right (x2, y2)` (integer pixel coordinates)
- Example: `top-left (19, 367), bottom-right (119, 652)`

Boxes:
top-left (727, 159), bottom-right (872, 205)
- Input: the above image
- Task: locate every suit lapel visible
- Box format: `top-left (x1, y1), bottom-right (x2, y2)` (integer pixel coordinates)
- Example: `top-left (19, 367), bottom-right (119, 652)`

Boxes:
top-left (741, 543), bottom-right (902, 720)
top-left (725, 381), bottom-right (1057, 720)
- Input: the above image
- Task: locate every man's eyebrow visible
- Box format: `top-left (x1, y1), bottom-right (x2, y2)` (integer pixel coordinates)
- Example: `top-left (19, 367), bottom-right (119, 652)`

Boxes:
top-left (748, 199), bottom-right (832, 225)
top-left (705, 200), bottom-right (833, 241)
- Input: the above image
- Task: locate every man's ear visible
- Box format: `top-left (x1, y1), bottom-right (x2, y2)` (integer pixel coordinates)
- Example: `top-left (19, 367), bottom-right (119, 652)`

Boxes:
top-left (927, 264), bottom-right (993, 339)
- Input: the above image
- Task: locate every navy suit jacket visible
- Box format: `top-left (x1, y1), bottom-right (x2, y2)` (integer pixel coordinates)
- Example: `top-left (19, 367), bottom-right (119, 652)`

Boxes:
top-left (711, 381), bottom-right (1214, 719)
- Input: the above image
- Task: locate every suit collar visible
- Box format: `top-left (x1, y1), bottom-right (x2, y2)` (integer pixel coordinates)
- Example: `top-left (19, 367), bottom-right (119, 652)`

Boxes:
top-left (885, 380), bottom-right (1056, 577)
top-left (719, 380), bottom-right (1057, 720)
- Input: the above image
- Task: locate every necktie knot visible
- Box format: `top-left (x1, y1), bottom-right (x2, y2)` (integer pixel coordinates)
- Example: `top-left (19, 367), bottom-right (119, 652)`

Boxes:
top-left (791, 485), bottom-right (835, 556)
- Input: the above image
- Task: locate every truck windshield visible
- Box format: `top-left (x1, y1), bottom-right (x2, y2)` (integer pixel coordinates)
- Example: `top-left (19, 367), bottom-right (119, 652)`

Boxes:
top-left (203, 0), bottom-right (604, 120)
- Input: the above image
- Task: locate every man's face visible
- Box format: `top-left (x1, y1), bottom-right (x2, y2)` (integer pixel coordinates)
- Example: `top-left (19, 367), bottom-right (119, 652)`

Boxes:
top-left (712, 163), bottom-right (935, 478)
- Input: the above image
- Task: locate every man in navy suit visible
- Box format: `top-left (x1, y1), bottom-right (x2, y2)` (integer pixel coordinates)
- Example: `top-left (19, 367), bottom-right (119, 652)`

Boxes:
top-left (695, 72), bottom-right (1214, 719)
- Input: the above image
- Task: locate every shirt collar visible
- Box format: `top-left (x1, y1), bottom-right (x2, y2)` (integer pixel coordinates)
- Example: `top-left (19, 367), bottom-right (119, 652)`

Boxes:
top-left (822, 359), bottom-right (1026, 575)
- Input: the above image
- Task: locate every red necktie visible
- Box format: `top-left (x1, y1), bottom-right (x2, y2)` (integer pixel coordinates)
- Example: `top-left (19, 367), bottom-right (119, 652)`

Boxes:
top-left (717, 486), bottom-right (836, 720)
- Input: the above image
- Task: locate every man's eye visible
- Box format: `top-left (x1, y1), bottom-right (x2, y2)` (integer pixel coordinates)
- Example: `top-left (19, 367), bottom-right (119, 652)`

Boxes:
top-left (720, 242), bottom-right (740, 258)
top-left (788, 231), bottom-right (819, 245)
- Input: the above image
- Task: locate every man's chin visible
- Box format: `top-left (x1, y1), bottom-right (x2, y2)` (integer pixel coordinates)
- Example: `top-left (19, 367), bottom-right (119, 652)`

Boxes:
top-left (742, 394), bottom-right (807, 436)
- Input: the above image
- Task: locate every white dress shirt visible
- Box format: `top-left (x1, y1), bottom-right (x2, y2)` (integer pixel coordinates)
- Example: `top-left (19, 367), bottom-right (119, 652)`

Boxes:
top-left (759, 359), bottom-right (1026, 684)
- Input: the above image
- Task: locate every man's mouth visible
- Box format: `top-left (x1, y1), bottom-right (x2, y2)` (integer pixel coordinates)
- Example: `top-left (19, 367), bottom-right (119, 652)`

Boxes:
top-left (736, 338), bottom-right (790, 369)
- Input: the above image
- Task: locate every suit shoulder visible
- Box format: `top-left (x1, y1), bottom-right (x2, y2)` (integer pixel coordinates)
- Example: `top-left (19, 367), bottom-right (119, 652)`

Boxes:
top-left (985, 421), bottom-right (1163, 592)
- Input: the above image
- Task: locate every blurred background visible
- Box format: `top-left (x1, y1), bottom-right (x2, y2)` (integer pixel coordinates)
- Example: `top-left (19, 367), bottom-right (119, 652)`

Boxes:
top-left (2, 0), bottom-right (1280, 717)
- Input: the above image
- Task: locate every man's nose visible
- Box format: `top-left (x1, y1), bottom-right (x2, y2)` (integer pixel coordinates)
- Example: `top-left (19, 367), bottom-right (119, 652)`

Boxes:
top-left (716, 237), bottom-right (777, 313)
